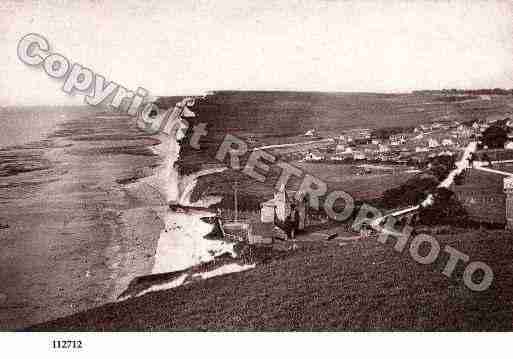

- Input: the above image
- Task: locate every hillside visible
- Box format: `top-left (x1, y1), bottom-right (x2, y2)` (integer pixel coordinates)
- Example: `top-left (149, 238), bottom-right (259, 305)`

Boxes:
top-left (31, 229), bottom-right (513, 331)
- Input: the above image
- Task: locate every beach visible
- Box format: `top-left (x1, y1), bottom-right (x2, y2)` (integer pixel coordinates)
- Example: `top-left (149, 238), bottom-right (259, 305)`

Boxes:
top-left (3, 92), bottom-right (513, 330)
top-left (0, 108), bottom-right (164, 329)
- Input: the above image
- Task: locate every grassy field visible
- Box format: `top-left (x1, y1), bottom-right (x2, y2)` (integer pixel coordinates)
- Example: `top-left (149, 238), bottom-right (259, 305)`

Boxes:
top-left (31, 228), bottom-right (513, 331)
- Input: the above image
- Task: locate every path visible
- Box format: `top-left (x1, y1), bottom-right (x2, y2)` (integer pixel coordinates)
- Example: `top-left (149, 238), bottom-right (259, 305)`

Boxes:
top-left (253, 138), bottom-right (334, 151)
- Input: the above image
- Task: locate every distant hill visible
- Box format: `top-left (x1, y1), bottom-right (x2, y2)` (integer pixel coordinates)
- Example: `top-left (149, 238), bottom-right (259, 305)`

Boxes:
top-left (153, 91), bottom-right (513, 175)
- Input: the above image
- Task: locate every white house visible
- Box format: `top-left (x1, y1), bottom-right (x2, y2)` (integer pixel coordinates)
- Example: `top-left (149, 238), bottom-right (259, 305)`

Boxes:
top-left (353, 151), bottom-right (366, 160)
top-left (303, 150), bottom-right (323, 162)
top-left (389, 133), bottom-right (407, 143)
top-left (304, 129), bottom-right (316, 137)
top-left (335, 144), bottom-right (346, 153)
top-left (378, 144), bottom-right (390, 153)
top-left (456, 125), bottom-right (473, 139)
top-left (441, 138), bottom-right (454, 147)
top-left (428, 138), bottom-right (439, 148)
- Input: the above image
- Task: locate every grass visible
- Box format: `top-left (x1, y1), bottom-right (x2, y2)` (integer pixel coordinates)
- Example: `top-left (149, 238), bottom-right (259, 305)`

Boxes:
top-left (30, 228), bottom-right (513, 331)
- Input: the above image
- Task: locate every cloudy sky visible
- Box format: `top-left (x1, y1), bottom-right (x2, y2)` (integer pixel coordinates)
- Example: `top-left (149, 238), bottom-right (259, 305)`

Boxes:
top-left (1, 0), bottom-right (512, 105)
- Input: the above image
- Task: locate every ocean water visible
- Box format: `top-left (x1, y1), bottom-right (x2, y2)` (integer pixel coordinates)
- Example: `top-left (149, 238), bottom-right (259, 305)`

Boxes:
top-left (1, 92), bottom-right (512, 329)
top-left (0, 106), bottom-right (158, 329)
top-left (0, 102), bottom-right (250, 329)
top-left (0, 107), bottom-right (75, 149)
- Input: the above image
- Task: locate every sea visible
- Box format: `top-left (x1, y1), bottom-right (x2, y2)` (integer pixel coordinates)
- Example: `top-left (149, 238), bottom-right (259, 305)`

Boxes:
top-left (0, 91), bottom-right (510, 329)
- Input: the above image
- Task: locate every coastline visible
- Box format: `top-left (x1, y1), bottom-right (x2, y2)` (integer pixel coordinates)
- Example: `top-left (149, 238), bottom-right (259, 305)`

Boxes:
top-left (0, 109), bottom-right (165, 329)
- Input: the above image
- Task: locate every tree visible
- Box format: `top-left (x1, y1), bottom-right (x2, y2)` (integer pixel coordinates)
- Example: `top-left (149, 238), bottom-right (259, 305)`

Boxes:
top-left (419, 188), bottom-right (468, 225)
top-left (428, 154), bottom-right (455, 181)
top-left (482, 125), bottom-right (508, 149)
top-left (381, 176), bottom-right (438, 208)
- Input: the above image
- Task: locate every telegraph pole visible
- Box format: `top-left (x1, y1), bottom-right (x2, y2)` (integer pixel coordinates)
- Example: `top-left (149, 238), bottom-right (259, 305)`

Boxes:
top-left (234, 180), bottom-right (238, 222)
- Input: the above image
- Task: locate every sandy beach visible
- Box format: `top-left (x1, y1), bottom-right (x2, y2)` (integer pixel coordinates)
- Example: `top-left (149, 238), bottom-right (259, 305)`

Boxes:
top-left (0, 110), bottom-right (164, 329)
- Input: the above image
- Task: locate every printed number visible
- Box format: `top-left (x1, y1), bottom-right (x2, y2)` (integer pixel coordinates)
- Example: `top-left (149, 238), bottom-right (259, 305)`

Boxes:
top-left (52, 340), bottom-right (82, 349)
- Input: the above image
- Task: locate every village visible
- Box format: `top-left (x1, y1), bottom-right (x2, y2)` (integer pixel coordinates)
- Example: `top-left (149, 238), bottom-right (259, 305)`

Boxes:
top-left (215, 112), bottom-right (513, 250)
top-left (299, 116), bottom-right (513, 167)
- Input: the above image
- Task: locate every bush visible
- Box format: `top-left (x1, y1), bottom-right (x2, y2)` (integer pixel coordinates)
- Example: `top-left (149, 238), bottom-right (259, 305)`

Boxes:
top-left (418, 188), bottom-right (468, 226)
top-left (428, 154), bottom-right (455, 181)
top-left (381, 175), bottom-right (438, 208)
top-left (482, 125), bottom-right (508, 149)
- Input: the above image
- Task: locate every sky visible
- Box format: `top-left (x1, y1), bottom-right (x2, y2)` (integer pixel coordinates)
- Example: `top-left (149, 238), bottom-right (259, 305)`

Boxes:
top-left (1, 0), bottom-right (512, 106)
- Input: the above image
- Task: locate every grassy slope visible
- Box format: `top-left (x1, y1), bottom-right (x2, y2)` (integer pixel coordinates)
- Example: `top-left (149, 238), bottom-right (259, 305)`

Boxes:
top-left (31, 229), bottom-right (513, 331)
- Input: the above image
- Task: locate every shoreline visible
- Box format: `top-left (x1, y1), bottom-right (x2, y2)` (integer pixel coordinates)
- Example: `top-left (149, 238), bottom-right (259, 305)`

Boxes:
top-left (0, 110), bottom-right (165, 329)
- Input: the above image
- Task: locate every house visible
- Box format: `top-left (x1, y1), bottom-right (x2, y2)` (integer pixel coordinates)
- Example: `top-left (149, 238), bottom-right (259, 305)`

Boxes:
top-left (332, 152), bottom-right (353, 161)
top-left (442, 138), bottom-right (454, 147)
top-left (335, 143), bottom-right (346, 153)
top-left (304, 129), bottom-right (317, 137)
top-left (378, 153), bottom-right (395, 162)
top-left (329, 155), bottom-right (346, 162)
top-left (302, 149), bottom-right (324, 162)
top-left (352, 151), bottom-right (366, 160)
top-left (338, 134), bottom-right (352, 143)
top-left (378, 144), bottom-right (390, 153)
top-left (389, 133), bottom-right (407, 144)
top-left (428, 138), bottom-right (439, 148)
top-left (456, 125), bottom-right (473, 139)
top-left (260, 186), bottom-right (308, 239)
top-left (341, 128), bottom-right (371, 145)
top-left (415, 146), bottom-right (428, 153)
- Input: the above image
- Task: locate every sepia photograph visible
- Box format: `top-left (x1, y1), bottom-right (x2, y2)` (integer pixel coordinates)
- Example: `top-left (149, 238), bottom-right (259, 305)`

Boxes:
top-left (1, 0), bottom-right (513, 355)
